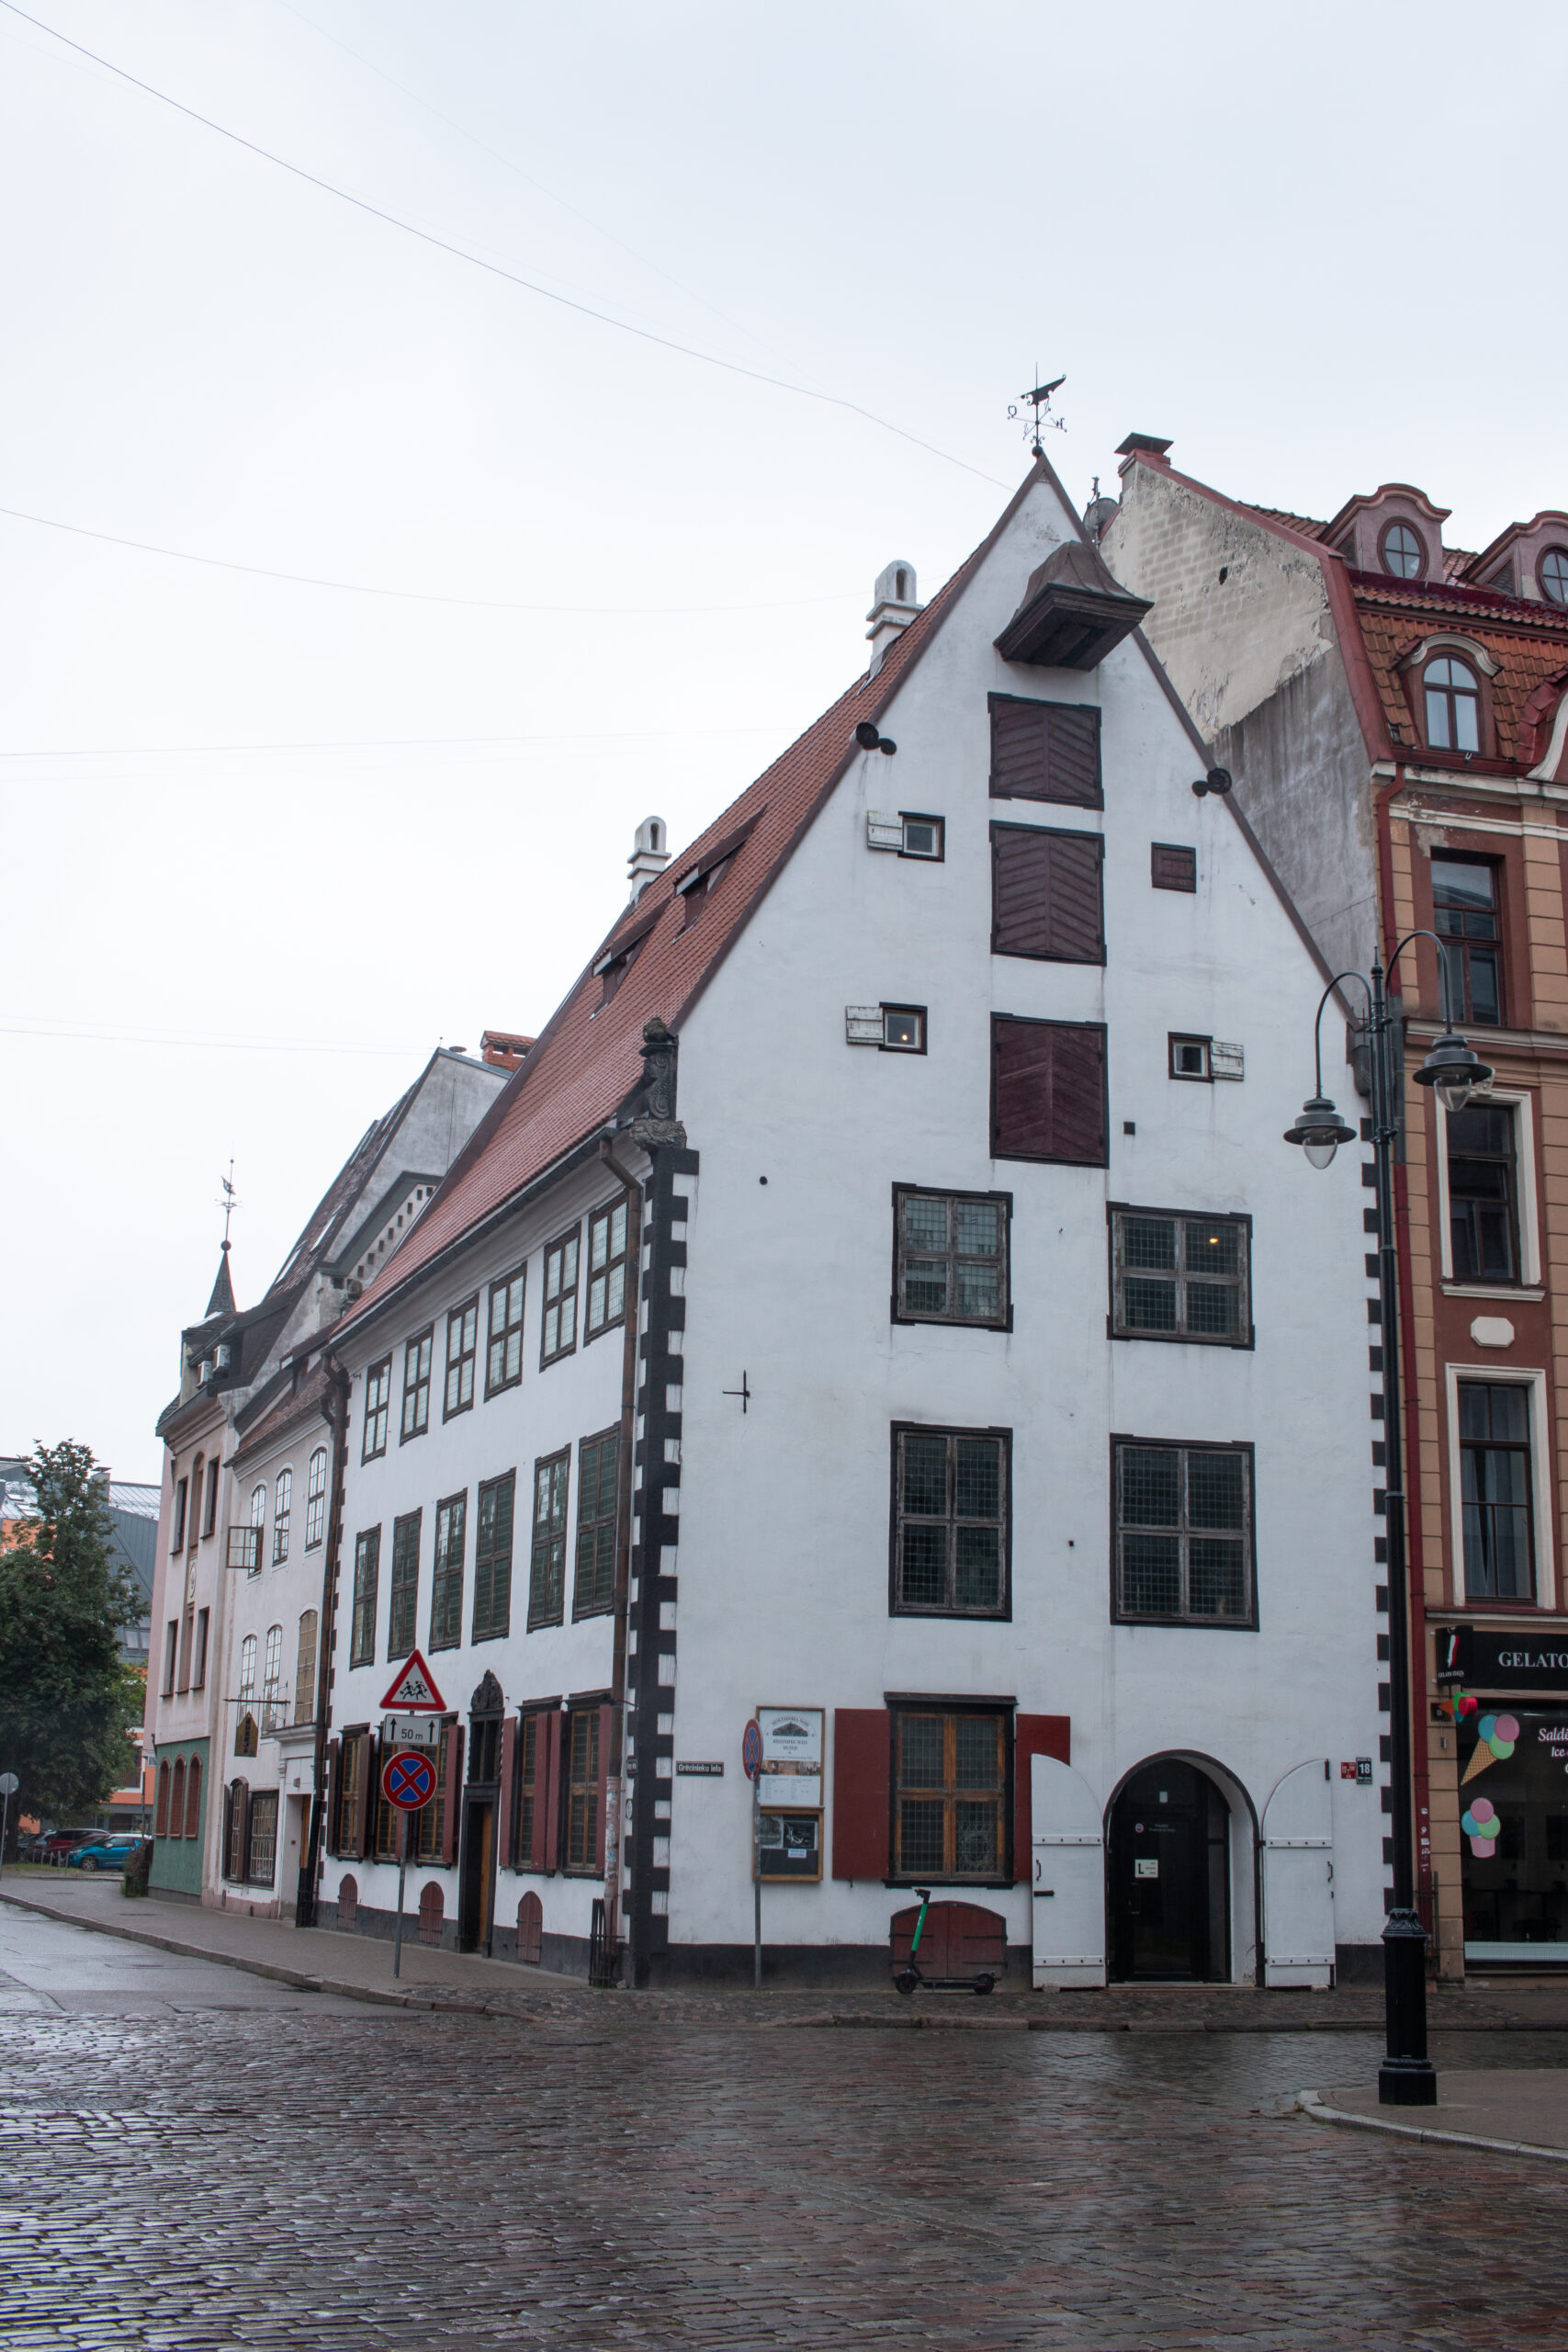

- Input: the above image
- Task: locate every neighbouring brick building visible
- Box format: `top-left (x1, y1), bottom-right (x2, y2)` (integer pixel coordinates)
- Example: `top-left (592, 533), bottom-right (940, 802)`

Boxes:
top-left (1103, 439), bottom-right (1568, 1976)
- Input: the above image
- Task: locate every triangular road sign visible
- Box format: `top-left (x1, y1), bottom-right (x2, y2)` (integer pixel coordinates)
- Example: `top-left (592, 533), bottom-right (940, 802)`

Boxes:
top-left (379, 1648), bottom-right (447, 1713)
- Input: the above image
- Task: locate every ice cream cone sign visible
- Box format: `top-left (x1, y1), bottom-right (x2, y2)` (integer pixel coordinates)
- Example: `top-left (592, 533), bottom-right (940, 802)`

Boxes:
top-left (1461, 1713), bottom-right (1519, 1785)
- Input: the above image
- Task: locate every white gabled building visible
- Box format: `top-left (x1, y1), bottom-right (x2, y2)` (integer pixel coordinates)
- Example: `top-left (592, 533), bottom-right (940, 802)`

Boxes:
top-left (320, 457), bottom-right (1388, 1991)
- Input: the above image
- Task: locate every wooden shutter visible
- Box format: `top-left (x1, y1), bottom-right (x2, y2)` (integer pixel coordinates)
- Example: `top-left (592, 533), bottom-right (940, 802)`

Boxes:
top-left (441, 1725), bottom-right (465, 1865)
top-left (988, 695), bottom-right (1101, 807)
top-left (324, 1737), bottom-right (342, 1857)
top-left (349, 1735), bottom-right (374, 1862)
top-left (525, 1714), bottom-right (547, 1871)
top-left (594, 1702), bottom-right (615, 1872)
top-left (542, 1711), bottom-right (563, 1875)
top-left (1012, 1713), bottom-right (1072, 1883)
top-left (991, 1016), bottom-right (1107, 1165)
top-left (496, 1715), bottom-right (518, 1869)
top-left (1151, 842), bottom-right (1196, 892)
top-left (831, 1708), bottom-right (891, 1881)
top-left (991, 826), bottom-right (1104, 963)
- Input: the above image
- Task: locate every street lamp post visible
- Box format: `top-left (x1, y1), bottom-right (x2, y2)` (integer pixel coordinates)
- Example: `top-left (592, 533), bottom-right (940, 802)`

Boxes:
top-left (1284, 934), bottom-right (1491, 2107)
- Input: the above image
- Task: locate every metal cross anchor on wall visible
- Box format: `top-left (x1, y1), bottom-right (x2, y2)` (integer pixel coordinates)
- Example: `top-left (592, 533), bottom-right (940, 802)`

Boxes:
top-left (722, 1372), bottom-right (751, 1415)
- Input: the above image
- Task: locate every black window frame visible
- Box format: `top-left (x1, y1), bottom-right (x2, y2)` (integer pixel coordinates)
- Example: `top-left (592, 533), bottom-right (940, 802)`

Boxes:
top-left (1110, 1436), bottom-right (1258, 1630)
top-left (1432, 855), bottom-right (1504, 1028)
top-left (880, 1003), bottom-right (927, 1054)
top-left (898, 811), bottom-right (944, 861)
top-left (889, 1423), bottom-right (1011, 1621)
top-left (1151, 842), bottom-right (1197, 893)
top-left (890, 1183), bottom-right (1011, 1330)
top-left (387, 1509), bottom-right (422, 1660)
top-left (362, 1356), bottom-right (391, 1462)
top-left (485, 1266), bottom-right (526, 1397)
top-left (444, 1294), bottom-right (479, 1421)
top-left (472, 1471), bottom-right (516, 1644)
top-left (540, 1227), bottom-right (581, 1368)
top-left (584, 1200), bottom-right (630, 1345)
top-left (528, 1448), bottom-right (570, 1630)
top-left (1108, 1204), bottom-right (1254, 1351)
top-left (429, 1490), bottom-right (468, 1653)
top-left (1458, 1380), bottom-right (1536, 1602)
top-left (349, 1526), bottom-right (380, 1668)
top-left (889, 1702), bottom-right (1012, 1887)
top-left (400, 1327), bottom-right (434, 1444)
top-left (202, 1457), bottom-right (220, 1538)
top-left (1447, 1100), bottom-right (1521, 1283)
top-left (572, 1428), bottom-right (620, 1620)
top-left (1168, 1033), bottom-right (1213, 1082)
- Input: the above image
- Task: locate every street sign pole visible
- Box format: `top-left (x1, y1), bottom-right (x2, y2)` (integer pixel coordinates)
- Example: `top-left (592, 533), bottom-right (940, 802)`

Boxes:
top-left (392, 1807), bottom-right (408, 1981)
top-left (0, 1773), bottom-right (16, 1882)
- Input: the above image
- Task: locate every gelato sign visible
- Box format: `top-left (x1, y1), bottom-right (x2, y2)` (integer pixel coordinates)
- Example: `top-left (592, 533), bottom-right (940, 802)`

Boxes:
top-left (1435, 1625), bottom-right (1568, 1692)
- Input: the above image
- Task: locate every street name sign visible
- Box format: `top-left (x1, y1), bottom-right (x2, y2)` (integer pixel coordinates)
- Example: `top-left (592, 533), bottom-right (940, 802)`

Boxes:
top-left (380, 1649), bottom-right (446, 1713)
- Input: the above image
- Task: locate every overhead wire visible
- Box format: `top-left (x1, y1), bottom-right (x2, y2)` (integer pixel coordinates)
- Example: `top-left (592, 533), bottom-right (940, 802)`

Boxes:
top-left (0, 502), bottom-right (859, 613)
top-left (0, 2), bottom-right (1009, 491)
top-left (0, 722), bottom-right (794, 761)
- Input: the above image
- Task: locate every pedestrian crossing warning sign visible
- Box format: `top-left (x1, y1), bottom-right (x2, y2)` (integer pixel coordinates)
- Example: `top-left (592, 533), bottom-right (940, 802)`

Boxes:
top-left (379, 1649), bottom-right (446, 1713)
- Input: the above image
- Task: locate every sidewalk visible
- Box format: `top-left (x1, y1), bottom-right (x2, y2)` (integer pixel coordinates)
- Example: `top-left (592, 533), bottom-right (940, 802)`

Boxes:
top-left (11, 1875), bottom-right (1568, 2031)
top-left (1303, 2072), bottom-right (1568, 2161)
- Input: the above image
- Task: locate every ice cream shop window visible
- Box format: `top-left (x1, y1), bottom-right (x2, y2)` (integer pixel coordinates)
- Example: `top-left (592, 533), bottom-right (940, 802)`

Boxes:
top-left (1458, 1708), bottom-right (1568, 1964)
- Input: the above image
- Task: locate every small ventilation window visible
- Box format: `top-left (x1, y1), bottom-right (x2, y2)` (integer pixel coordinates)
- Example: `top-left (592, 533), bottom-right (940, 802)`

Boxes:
top-left (881, 1005), bottom-right (926, 1053)
top-left (1152, 843), bottom-right (1196, 893)
top-left (1170, 1035), bottom-right (1212, 1081)
top-left (900, 813), bottom-right (943, 860)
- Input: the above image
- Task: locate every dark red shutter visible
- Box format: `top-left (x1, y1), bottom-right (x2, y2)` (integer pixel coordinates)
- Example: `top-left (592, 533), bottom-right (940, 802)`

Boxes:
top-left (441, 1725), bottom-right (464, 1865)
top-left (496, 1715), bottom-right (517, 1870)
top-left (989, 696), bottom-right (1101, 806)
top-left (595, 1703), bottom-right (614, 1873)
top-left (1012, 1713), bottom-right (1072, 1883)
top-left (350, 1735), bottom-right (374, 1862)
top-left (542, 1711), bottom-right (564, 1874)
top-left (324, 1737), bottom-right (342, 1857)
top-left (992, 827), bottom-right (1103, 962)
top-left (991, 1016), bottom-right (1107, 1164)
top-left (1151, 842), bottom-right (1196, 892)
top-left (831, 1709), bottom-right (891, 1881)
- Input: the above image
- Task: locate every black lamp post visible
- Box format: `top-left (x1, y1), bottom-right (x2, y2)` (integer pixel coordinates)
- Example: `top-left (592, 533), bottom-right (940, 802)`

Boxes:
top-left (1284, 934), bottom-right (1491, 2106)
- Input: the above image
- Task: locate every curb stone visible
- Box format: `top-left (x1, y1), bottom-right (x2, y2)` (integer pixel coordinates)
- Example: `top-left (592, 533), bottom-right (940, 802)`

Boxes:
top-left (1297, 2086), bottom-right (1568, 2162)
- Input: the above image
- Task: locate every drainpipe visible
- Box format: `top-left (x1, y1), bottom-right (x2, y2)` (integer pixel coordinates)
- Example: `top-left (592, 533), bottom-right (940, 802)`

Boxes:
top-left (1374, 761), bottom-right (1436, 1948)
top-left (598, 1134), bottom-right (644, 1981)
top-left (299, 1351), bottom-right (349, 1928)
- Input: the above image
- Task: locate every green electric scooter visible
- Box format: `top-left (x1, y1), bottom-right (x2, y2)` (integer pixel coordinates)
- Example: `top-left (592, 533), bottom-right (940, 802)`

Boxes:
top-left (893, 1886), bottom-right (998, 1996)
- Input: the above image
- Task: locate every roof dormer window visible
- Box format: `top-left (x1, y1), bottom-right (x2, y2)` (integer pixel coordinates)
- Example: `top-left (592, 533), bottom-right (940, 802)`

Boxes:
top-left (1539, 548), bottom-right (1568, 607)
top-left (1381, 521), bottom-right (1425, 580)
top-left (1425, 655), bottom-right (1481, 752)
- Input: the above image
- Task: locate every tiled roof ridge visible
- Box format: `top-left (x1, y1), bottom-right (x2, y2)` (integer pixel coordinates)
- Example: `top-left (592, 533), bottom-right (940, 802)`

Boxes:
top-left (325, 465), bottom-right (1046, 1347)
top-left (1240, 502), bottom-right (1328, 538)
top-left (1348, 568), bottom-right (1568, 631)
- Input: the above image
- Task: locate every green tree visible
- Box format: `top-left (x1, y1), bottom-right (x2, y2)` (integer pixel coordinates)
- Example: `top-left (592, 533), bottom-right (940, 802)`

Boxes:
top-left (0, 1442), bottom-right (144, 1838)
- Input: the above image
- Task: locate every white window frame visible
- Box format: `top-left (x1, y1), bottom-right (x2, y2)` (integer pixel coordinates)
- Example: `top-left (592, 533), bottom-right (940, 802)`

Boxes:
top-left (1443, 1362), bottom-right (1555, 1611)
top-left (1433, 1087), bottom-right (1540, 1289)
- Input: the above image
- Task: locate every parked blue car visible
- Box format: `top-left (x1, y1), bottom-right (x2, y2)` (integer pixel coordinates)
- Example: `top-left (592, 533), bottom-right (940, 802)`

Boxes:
top-left (65, 1837), bottom-right (143, 1872)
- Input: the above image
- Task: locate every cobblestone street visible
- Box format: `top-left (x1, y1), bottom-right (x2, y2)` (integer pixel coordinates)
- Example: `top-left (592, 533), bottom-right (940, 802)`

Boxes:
top-left (4, 1911), bottom-right (1568, 2349)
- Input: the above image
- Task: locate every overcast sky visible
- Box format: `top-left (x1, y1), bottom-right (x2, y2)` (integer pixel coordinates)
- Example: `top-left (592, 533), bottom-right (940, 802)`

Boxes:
top-left (2, 0), bottom-right (1562, 1478)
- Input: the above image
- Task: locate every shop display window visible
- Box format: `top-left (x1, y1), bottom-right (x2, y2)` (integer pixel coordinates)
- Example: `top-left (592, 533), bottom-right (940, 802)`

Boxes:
top-left (1459, 1708), bottom-right (1568, 1962)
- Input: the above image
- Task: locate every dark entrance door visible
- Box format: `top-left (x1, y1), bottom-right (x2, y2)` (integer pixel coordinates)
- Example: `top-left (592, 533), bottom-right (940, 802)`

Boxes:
top-left (458, 1797), bottom-right (495, 1954)
top-left (1109, 1761), bottom-right (1230, 1981)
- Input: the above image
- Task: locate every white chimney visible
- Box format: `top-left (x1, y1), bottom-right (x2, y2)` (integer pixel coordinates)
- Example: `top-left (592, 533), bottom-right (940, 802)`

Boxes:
top-left (865, 560), bottom-right (923, 674)
top-left (627, 814), bottom-right (671, 904)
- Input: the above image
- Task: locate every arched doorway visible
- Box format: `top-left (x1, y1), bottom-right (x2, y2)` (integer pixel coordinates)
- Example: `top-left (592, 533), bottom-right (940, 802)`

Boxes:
top-left (1108, 1759), bottom-right (1232, 1982)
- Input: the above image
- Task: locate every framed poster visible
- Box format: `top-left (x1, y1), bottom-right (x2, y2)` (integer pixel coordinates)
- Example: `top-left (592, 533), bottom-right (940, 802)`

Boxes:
top-left (758, 1807), bottom-right (822, 1883)
top-left (756, 1705), bottom-right (823, 1810)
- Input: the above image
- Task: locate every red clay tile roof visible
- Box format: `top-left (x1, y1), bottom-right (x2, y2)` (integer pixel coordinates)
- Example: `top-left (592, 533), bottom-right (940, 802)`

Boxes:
top-left (328, 474), bottom-right (1038, 1348)
top-left (1349, 571), bottom-right (1568, 759)
top-left (1241, 503), bottom-right (1327, 538)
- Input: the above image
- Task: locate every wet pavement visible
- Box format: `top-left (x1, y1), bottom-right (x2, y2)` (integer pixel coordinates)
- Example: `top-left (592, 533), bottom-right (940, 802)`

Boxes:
top-left (3, 1908), bottom-right (1568, 2347)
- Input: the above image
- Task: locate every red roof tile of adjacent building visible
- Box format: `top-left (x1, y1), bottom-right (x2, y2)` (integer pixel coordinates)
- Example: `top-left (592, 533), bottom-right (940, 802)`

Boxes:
top-left (1349, 571), bottom-right (1568, 759)
top-left (1241, 503), bottom-right (1327, 538)
top-left (326, 475), bottom-right (1034, 1349)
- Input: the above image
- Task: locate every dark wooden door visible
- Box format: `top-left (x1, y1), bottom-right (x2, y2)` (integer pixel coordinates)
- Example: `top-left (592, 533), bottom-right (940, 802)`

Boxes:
top-left (458, 1799), bottom-right (495, 1953)
top-left (1109, 1763), bottom-right (1229, 1981)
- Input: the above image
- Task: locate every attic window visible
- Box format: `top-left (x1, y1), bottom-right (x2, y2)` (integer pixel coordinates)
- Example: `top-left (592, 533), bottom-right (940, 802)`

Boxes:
top-left (1380, 522), bottom-right (1425, 580)
top-left (1540, 548), bottom-right (1568, 607)
top-left (592, 900), bottom-right (662, 1004)
top-left (673, 815), bottom-right (761, 929)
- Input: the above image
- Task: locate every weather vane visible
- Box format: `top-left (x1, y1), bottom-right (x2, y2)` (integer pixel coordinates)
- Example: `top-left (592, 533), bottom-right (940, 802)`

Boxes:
top-left (1008, 372), bottom-right (1066, 456)
top-left (217, 1159), bottom-right (239, 1248)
